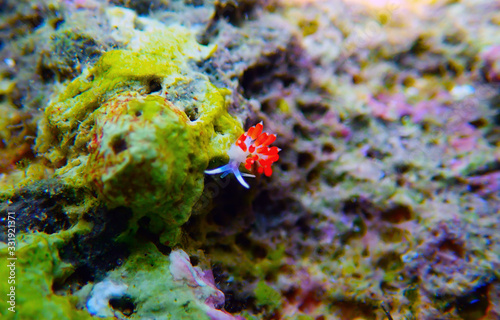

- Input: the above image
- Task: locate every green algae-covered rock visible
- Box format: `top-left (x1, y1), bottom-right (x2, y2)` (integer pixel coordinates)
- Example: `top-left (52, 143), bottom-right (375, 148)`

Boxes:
top-left (85, 92), bottom-right (202, 244)
top-left (254, 280), bottom-right (282, 310)
top-left (83, 244), bottom-right (237, 319)
top-left (0, 233), bottom-right (98, 320)
top-left (86, 93), bottom-right (195, 215)
top-left (36, 25), bottom-right (243, 245)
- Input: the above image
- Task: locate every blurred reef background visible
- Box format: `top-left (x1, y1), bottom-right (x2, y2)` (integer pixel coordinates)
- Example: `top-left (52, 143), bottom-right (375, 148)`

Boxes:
top-left (0, 0), bottom-right (500, 319)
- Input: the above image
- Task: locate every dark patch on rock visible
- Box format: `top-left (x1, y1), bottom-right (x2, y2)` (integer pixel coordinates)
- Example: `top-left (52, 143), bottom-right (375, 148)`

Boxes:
top-left (58, 206), bottom-right (132, 286)
top-left (0, 3), bottom-right (48, 41)
top-left (381, 204), bottom-right (413, 224)
top-left (212, 0), bottom-right (262, 27)
top-left (38, 31), bottom-right (103, 83)
top-left (109, 295), bottom-right (136, 317)
top-left (109, 0), bottom-right (169, 15)
top-left (198, 0), bottom-right (264, 45)
top-left (455, 284), bottom-right (490, 320)
top-left (136, 216), bottom-right (172, 256)
top-left (240, 42), bottom-right (302, 99)
top-left (212, 263), bottom-right (256, 313)
top-left (0, 179), bottom-right (75, 242)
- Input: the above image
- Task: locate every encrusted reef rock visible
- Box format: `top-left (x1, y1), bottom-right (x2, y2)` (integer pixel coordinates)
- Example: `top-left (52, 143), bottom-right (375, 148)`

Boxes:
top-left (0, 231), bottom-right (93, 319)
top-left (36, 23), bottom-right (243, 244)
top-left (1, 5), bottom-right (247, 320)
top-left (83, 247), bottom-right (244, 320)
top-left (1, 0), bottom-right (500, 320)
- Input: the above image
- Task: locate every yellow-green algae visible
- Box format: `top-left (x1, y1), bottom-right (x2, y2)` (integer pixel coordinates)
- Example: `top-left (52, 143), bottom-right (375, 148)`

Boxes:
top-left (0, 229), bottom-right (105, 320)
top-left (1, 16), bottom-right (247, 320)
top-left (36, 25), bottom-right (243, 244)
top-left (254, 280), bottom-right (282, 310)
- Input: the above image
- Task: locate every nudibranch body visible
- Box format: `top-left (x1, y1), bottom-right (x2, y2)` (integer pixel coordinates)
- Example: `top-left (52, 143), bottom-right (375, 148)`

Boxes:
top-left (205, 122), bottom-right (280, 188)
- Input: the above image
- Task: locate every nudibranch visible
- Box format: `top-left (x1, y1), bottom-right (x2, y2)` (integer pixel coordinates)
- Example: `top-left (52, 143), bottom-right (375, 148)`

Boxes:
top-left (205, 122), bottom-right (280, 188)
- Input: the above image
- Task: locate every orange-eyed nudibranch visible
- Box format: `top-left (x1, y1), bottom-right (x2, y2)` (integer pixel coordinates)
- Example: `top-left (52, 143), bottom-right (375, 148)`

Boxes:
top-left (205, 122), bottom-right (280, 188)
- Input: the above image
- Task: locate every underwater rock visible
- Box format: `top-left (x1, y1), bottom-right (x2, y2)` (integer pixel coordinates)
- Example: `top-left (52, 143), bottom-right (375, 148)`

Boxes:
top-left (0, 233), bottom-right (94, 320)
top-left (36, 22), bottom-right (244, 244)
top-left (80, 247), bottom-right (242, 319)
top-left (169, 249), bottom-right (245, 320)
top-left (1, 0), bottom-right (500, 319)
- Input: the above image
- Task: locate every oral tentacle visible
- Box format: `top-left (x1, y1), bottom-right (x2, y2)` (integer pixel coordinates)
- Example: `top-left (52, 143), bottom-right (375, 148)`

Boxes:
top-left (204, 163), bottom-right (232, 175)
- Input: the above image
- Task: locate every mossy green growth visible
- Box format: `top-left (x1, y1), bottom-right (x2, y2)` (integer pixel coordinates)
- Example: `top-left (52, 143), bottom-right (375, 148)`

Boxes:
top-left (253, 244), bottom-right (286, 279)
top-left (284, 316), bottom-right (315, 320)
top-left (254, 280), bottom-right (282, 310)
top-left (0, 233), bottom-right (104, 320)
top-left (99, 244), bottom-right (218, 319)
top-left (36, 26), bottom-right (243, 244)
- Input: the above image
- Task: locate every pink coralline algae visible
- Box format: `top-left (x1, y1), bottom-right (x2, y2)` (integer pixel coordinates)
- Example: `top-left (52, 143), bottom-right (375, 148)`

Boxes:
top-left (368, 93), bottom-right (412, 121)
top-left (169, 250), bottom-right (244, 320)
top-left (368, 93), bottom-right (448, 123)
top-left (468, 172), bottom-right (500, 196)
top-left (481, 45), bottom-right (500, 83)
top-left (279, 269), bottom-right (325, 317)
